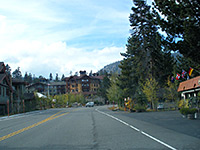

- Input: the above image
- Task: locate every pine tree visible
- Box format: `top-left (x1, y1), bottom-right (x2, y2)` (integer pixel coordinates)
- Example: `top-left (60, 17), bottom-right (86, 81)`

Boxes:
top-left (49, 73), bottom-right (53, 81)
top-left (119, 0), bottom-right (173, 100)
top-left (118, 57), bottom-right (136, 99)
top-left (61, 74), bottom-right (65, 81)
top-left (24, 72), bottom-right (28, 82)
top-left (12, 67), bottom-right (22, 79)
top-left (153, 0), bottom-right (200, 65)
top-left (97, 72), bottom-right (111, 103)
top-left (55, 73), bottom-right (59, 81)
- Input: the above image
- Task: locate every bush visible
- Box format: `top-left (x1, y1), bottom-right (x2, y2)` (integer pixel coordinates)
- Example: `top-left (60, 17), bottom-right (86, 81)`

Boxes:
top-left (178, 99), bottom-right (189, 109)
top-left (135, 104), bottom-right (146, 112)
top-left (180, 108), bottom-right (198, 115)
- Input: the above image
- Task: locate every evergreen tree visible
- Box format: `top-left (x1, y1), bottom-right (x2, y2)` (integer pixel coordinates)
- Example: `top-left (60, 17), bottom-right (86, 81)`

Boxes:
top-left (61, 74), bottom-right (65, 81)
top-left (24, 72), bottom-right (28, 82)
top-left (97, 72), bottom-right (111, 103)
top-left (5, 64), bottom-right (11, 75)
top-left (107, 73), bottom-right (123, 106)
top-left (49, 73), bottom-right (53, 81)
top-left (55, 73), bottom-right (59, 81)
top-left (89, 70), bottom-right (92, 76)
top-left (12, 67), bottom-right (22, 79)
top-left (28, 73), bottom-right (33, 83)
top-left (118, 58), bottom-right (136, 99)
top-left (153, 0), bottom-right (200, 65)
top-left (119, 0), bottom-right (174, 101)
top-left (175, 55), bottom-right (200, 79)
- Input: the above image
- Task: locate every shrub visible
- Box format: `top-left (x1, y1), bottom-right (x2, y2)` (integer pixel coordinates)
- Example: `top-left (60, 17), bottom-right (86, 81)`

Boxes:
top-left (135, 104), bottom-right (146, 112)
top-left (178, 99), bottom-right (189, 109)
top-left (180, 108), bottom-right (198, 115)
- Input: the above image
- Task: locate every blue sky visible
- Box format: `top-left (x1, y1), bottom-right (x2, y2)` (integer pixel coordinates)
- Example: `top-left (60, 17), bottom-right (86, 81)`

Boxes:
top-left (0, 0), bottom-right (151, 78)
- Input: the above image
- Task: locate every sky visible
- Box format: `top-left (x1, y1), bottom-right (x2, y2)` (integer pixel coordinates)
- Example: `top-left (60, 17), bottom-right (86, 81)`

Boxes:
top-left (0, 0), bottom-right (151, 79)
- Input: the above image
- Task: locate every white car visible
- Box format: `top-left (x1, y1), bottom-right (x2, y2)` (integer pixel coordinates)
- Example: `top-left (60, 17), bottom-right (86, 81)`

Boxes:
top-left (157, 104), bottom-right (164, 110)
top-left (86, 102), bottom-right (94, 107)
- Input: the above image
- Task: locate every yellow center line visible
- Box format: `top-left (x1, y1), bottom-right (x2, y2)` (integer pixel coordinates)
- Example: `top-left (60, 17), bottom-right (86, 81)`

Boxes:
top-left (0, 110), bottom-right (70, 142)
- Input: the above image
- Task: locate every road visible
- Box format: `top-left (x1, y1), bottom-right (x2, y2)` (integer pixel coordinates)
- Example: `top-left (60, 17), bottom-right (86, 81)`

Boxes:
top-left (0, 106), bottom-right (200, 150)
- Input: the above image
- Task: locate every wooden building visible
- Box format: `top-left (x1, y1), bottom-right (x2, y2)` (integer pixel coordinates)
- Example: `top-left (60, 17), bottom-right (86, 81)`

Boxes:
top-left (65, 71), bottom-right (103, 96)
top-left (0, 62), bottom-right (13, 115)
top-left (49, 81), bottom-right (66, 96)
top-left (177, 76), bottom-right (200, 100)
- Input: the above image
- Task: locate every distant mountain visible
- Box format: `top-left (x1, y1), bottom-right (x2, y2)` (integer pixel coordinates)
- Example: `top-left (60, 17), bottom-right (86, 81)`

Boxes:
top-left (98, 61), bottom-right (121, 74)
top-left (98, 52), bottom-right (180, 75)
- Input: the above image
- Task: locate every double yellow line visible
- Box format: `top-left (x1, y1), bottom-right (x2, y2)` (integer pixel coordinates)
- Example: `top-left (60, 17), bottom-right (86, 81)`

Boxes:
top-left (0, 110), bottom-right (70, 142)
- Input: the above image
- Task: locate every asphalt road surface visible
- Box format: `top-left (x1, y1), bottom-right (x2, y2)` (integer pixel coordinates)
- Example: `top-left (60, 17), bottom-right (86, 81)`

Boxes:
top-left (0, 106), bottom-right (200, 150)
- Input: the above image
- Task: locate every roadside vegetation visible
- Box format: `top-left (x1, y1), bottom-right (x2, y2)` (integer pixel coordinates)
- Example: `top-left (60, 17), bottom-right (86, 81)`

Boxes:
top-left (98, 0), bottom-right (200, 113)
top-left (35, 93), bottom-right (86, 110)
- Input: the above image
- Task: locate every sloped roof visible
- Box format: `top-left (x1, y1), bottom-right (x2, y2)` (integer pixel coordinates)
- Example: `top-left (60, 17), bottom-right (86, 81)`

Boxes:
top-left (49, 81), bottom-right (66, 86)
top-left (0, 73), bottom-right (13, 91)
top-left (0, 62), bottom-right (5, 73)
top-left (0, 74), bottom-right (6, 83)
top-left (12, 78), bottom-right (27, 85)
top-left (177, 76), bottom-right (200, 92)
top-left (65, 74), bottom-right (104, 81)
top-left (90, 75), bottom-right (104, 80)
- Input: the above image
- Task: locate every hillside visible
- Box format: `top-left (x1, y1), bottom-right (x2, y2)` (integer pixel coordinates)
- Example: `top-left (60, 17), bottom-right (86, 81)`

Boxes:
top-left (98, 61), bottom-right (121, 74)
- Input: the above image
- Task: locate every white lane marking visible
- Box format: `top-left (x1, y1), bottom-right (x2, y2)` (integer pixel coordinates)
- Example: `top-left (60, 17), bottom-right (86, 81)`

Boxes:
top-left (96, 108), bottom-right (177, 150)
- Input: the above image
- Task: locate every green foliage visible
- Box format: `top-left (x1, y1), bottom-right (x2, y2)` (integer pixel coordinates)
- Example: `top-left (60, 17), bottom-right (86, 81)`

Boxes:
top-left (142, 77), bottom-right (159, 110)
top-left (180, 108), bottom-right (198, 115)
top-left (164, 77), bottom-right (179, 102)
top-left (107, 74), bottom-right (123, 106)
top-left (118, 0), bottom-right (175, 107)
top-left (178, 99), bottom-right (189, 109)
top-left (134, 104), bottom-right (146, 112)
top-left (67, 93), bottom-right (85, 105)
top-left (12, 67), bottom-right (22, 79)
top-left (134, 87), bottom-right (147, 106)
top-left (53, 94), bottom-right (68, 107)
top-left (49, 73), bottom-right (53, 81)
top-left (118, 58), bottom-right (136, 99)
top-left (97, 72), bottom-right (111, 102)
top-left (153, 0), bottom-right (200, 65)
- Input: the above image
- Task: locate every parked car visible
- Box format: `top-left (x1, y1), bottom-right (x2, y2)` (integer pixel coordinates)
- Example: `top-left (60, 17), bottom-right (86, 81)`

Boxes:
top-left (86, 102), bottom-right (94, 107)
top-left (157, 104), bottom-right (164, 110)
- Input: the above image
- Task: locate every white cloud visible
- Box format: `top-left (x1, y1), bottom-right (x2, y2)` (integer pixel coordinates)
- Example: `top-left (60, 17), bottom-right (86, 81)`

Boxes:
top-left (0, 0), bottom-right (130, 78)
top-left (1, 40), bottom-right (125, 77)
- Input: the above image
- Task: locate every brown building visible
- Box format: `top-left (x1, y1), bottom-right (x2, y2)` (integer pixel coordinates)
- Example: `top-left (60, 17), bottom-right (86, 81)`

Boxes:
top-left (0, 62), bottom-right (13, 115)
top-left (177, 76), bottom-right (200, 100)
top-left (65, 71), bottom-right (103, 96)
top-left (49, 81), bottom-right (66, 96)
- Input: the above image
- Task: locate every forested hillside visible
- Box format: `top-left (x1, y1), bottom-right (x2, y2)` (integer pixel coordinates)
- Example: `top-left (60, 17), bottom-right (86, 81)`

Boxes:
top-left (98, 61), bottom-right (121, 75)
